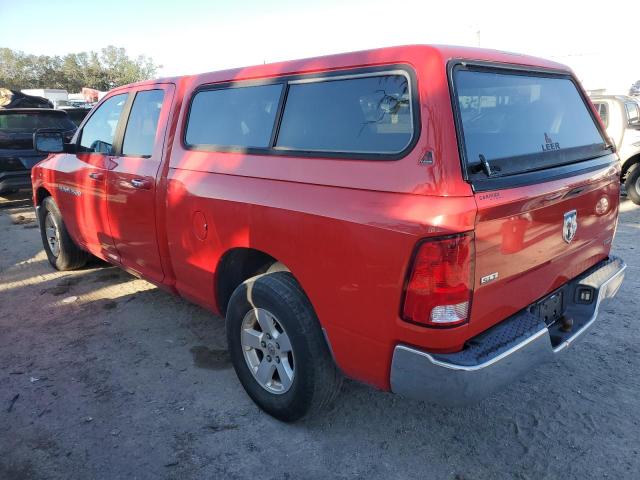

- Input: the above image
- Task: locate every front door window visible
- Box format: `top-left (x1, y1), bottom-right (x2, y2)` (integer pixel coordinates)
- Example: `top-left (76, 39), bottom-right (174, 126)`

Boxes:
top-left (79, 94), bottom-right (128, 154)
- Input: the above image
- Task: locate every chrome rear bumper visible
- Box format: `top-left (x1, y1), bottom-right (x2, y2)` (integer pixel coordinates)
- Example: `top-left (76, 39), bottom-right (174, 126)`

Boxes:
top-left (390, 256), bottom-right (626, 406)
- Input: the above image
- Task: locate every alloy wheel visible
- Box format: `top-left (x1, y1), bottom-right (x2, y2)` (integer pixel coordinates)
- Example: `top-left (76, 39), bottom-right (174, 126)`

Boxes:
top-left (240, 307), bottom-right (295, 394)
top-left (44, 212), bottom-right (60, 258)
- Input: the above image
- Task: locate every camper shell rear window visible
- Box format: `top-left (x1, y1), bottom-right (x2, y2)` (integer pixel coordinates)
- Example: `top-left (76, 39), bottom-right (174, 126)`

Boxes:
top-left (450, 63), bottom-right (612, 188)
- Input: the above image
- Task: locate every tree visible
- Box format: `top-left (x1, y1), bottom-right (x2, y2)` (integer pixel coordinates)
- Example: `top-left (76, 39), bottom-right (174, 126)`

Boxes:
top-left (0, 46), bottom-right (160, 92)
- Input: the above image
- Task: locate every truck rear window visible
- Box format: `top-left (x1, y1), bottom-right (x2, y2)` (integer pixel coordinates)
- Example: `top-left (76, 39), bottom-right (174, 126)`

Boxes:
top-left (0, 111), bottom-right (75, 132)
top-left (453, 68), bottom-right (609, 179)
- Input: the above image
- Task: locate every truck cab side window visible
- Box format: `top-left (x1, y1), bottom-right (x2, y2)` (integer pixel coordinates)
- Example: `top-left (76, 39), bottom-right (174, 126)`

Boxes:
top-left (594, 102), bottom-right (609, 128)
top-left (122, 90), bottom-right (165, 157)
top-left (625, 102), bottom-right (640, 125)
top-left (79, 94), bottom-right (128, 154)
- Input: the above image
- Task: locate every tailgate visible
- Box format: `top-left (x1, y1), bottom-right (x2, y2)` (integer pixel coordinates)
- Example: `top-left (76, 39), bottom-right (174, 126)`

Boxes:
top-left (471, 166), bottom-right (619, 332)
top-left (450, 61), bottom-right (620, 334)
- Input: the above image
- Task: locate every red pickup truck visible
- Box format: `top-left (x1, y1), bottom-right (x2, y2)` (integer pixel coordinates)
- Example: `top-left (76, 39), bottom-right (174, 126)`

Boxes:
top-left (31, 45), bottom-right (626, 421)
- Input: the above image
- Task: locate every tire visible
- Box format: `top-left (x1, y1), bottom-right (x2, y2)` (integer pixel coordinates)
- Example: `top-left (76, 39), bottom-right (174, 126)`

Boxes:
top-left (226, 272), bottom-right (342, 421)
top-left (39, 196), bottom-right (89, 270)
top-left (625, 164), bottom-right (640, 205)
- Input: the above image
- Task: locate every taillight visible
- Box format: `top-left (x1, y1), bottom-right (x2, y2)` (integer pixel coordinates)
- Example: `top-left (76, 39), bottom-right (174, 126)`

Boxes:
top-left (402, 233), bottom-right (474, 327)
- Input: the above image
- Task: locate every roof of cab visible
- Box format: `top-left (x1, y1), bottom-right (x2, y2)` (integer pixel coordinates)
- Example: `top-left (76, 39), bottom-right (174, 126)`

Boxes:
top-left (117, 44), bottom-right (571, 92)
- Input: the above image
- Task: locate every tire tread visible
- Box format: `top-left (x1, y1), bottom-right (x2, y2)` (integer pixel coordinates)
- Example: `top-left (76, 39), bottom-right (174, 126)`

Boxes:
top-left (625, 164), bottom-right (640, 205)
top-left (226, 271), bottom-right (342, 421)
top-left (40, 196), bottom-right (89, 271)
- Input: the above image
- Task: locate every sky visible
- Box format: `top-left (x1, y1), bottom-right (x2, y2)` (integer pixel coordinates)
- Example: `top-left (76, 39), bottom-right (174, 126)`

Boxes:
top-left (1, 0), bottom-right (637, 93)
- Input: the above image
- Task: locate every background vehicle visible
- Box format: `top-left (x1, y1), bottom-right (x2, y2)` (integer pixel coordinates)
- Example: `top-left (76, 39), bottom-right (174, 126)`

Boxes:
top-left (57, 106), bottom-right (92, 126)
top-left (0, 109), bottom-right (76, 194)
top-left (591, 95), bottom-right (640, 203)
top-left (31, 45), bottom-right (624, 421)
top-left (0, 88), bottom-right (53, 109)
top-left (21, 88), bottom-right (69, 108)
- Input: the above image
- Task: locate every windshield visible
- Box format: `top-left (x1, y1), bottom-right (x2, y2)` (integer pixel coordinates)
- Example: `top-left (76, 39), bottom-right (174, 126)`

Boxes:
top-left (0, 111), bottom-right (76, 132)
top-left (454, 69), bottom-right (607, 177)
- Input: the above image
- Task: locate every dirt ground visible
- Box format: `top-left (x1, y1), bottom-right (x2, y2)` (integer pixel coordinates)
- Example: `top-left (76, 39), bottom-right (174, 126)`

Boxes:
top-left (0, 191), bottom-right (638, 480)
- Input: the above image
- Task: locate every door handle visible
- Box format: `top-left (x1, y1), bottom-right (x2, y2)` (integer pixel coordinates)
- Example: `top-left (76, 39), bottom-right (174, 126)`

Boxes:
top-left (130, 178), bottom-right (152, 190)
top-left (88, 171), bottom-right (104, 181)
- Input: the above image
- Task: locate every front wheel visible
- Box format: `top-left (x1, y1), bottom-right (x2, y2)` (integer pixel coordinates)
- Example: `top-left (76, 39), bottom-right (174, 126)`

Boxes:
top-left (226, 272), bottom-right (342, 421)
top-left (39, 196), bottom-right (89, 270)
top-left (625, 164), bottom-right (640, 205)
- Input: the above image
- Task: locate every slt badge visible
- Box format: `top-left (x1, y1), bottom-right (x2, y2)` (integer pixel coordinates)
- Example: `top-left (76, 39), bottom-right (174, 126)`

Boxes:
top-left (563, 210), bottom-right (578, 243)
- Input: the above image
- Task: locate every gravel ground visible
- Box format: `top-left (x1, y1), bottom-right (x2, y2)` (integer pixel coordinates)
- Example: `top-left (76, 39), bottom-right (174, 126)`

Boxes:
top-left (0, 191), bottom-right (638, 480)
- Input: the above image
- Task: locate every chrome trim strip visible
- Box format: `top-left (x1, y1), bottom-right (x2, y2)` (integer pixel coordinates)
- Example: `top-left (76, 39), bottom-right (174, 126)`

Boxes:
top-left (553, 260), bottom-right (626, 353)
top-left (396, 327), bottom-right (548, 373)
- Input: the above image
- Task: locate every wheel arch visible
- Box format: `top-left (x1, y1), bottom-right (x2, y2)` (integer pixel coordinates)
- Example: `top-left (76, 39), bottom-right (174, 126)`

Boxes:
top-left (621, 153), bottom-right (640, 179)
top-left (215, 247), bottom-right (292, 316)
top-left (35, 186), bottom-right (52, 206)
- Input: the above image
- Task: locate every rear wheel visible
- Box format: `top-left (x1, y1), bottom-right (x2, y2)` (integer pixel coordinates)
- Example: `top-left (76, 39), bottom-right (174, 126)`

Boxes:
top-left (625, 163), bottom-right (640, 205)
top-left (226, 272), bottom-right (342, 421)
top-left (39, 196), bottom-right (89, 270)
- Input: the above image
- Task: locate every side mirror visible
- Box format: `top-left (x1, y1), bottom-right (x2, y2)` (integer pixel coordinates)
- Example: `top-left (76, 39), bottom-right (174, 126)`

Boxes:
top-left (33, 130), bottom-right (65, 153)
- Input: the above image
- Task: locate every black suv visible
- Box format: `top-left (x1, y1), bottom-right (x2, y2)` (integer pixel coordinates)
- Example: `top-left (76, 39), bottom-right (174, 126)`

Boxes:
top-left (0, 109), bottom-right (76, 195)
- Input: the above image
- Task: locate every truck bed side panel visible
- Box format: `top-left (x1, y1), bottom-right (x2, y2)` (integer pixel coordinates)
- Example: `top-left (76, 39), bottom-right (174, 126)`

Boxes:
top-left (165, 168), bottom-right (476, 388)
